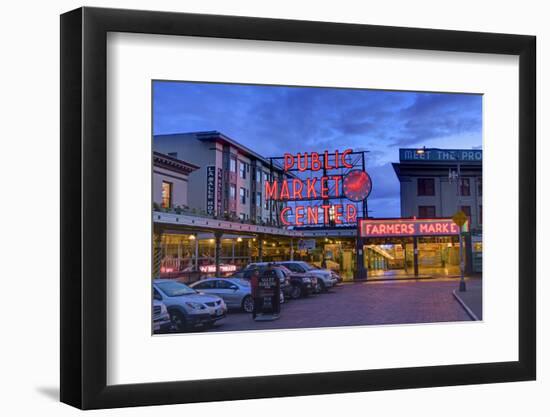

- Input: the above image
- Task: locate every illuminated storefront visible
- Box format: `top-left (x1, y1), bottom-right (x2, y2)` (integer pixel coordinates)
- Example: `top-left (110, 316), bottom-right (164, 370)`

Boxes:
top-left (357, 218), bottom-right (468, 278)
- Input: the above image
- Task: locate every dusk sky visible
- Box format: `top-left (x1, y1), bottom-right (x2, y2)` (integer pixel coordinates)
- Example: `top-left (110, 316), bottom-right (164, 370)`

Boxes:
top-left (153, 81), bottom-right (482, 218)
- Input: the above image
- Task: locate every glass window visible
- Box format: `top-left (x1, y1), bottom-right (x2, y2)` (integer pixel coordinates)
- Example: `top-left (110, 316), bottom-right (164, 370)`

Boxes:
top-left (155, 281), bottom-right (196, 297)
top-left (240, 187), bottom-right (246, 204)
top-left (256, 168), bottom-right (262, 183)
top-left (229, 158), bottom-right (237, 173)
top-left (418, 205), bottom-right (436, 218)
top-left (263, 172), bottom-right (269, 182)
top-left (194, 280), bottom-right (215, 290)
top-left (460, 178), bottom-right (471, 196)
top-left (239, 161), bottom-right (246, 179)
top-left (256, 192), bottom-right (262, 207)
top-left (417, 178), bottom-right (435, 196)
top-left (216, 280), bottom-right (238, 290)
top-left (161, 181), bottom-right (172, 208)
top-left (477, 178), bottom-right (482, 196)
top-left (229, 184), bottom-right (236, 199)
top-left (239, 213), bottom-right (246, 220)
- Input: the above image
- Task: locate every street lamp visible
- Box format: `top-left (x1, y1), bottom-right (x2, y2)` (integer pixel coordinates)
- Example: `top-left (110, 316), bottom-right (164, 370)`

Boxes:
top-left (415, 147), bottom-right (466, 292)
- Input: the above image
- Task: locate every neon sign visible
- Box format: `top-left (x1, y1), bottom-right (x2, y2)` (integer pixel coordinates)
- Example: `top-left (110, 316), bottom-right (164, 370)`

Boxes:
top-left (265, 149), bottom-right (372, 226)
top-left (359, 218), bottom-right (467, 238)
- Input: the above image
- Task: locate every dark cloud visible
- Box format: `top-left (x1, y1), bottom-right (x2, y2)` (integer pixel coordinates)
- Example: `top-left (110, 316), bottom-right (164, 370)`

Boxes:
top-left (153, 82), bottom-right (481, 217)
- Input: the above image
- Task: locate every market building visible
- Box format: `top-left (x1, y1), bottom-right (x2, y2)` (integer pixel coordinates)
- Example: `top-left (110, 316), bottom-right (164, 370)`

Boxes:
top-left (151, 137), bottom-right (482, 282)
top-left (392, 148), bottom-right (482, 273)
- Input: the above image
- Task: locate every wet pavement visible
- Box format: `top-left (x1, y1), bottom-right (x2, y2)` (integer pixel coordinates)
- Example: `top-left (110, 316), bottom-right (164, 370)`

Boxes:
top-left (204, 278), bottom-right (473, 333)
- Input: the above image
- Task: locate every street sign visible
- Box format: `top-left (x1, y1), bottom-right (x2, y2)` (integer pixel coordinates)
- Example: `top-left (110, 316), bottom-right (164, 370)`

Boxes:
top-left (452, 211), bottom-right (468, 228)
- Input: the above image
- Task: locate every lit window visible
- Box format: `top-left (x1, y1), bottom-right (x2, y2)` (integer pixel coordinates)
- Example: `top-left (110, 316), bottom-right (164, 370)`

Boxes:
top-left (161, 181), bottom-right (172, 208)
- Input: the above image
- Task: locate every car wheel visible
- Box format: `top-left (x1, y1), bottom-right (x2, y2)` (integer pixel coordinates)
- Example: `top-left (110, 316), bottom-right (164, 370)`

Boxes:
top-left (242, 295), bottom-right (254, 313)
top-left (169, 311), bottom-right (187, 332)
top-left (290, 284), bottom-right (302, 299)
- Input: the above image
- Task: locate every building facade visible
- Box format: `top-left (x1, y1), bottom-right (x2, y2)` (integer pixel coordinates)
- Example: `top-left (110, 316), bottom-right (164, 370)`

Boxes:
top-left (153, 151), bottom-right (199, 209)
top-left (392, 148), bottom-right (482, 231)
top-left (392, 148), bottom-right (482, 273)
top-left (154, 131), bottom-right (287, 225)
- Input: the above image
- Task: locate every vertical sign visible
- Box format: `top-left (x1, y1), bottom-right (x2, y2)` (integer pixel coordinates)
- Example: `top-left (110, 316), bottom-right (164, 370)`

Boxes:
top-left (206, 166), bottom-right (216, 216)
top-left (216, 167), bottom-right (223, 216)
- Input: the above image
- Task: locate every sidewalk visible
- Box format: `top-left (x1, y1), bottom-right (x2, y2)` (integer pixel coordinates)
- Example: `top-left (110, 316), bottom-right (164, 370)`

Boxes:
top-left (452, 278), bottom-right (482, 320)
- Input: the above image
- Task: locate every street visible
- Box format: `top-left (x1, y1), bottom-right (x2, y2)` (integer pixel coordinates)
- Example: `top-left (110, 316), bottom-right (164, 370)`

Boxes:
top-left (205, 279), bottom-right (474, 333)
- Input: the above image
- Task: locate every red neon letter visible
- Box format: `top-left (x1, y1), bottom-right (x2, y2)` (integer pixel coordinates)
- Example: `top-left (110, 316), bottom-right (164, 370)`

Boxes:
top-left (342, 149), bottom-right (353, 168)
top-left (295, 206), bottom-right (305, 226)
top-left (334, 204), bottom-right (343, 224)
top-left (306, 177), bottom-right (318, 199)
top-left (324, 151), bottom-right (334, 170)
top-left (283, 154), bottom-right (295, 171)
top-left (321, 205), bottom-right (331, 224)
top-left (307, 206), bottom-right (319, 224)
top-left (310, 152), bottom-right (321, 171)
top-left (280, 207), bottom-right (292, 226)
top-left (292, 179), bottom-right (304, 200)
top-left (331, 175), bottom-right (341, 196)
top-left (297, 153), bottom-right (308, 172)
top-left (265, 181), bottom-right (278, 200)
top-left (346, 204), bottom-right (357, 223)
top-left (320, 176), bottom-right (329, 199)
top-left (279, 180), bottom-right (290, 200)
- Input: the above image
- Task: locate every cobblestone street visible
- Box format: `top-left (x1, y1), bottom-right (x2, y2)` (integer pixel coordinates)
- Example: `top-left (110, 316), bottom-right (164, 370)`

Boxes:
top-left (206, 278), bottom-right (474, 333)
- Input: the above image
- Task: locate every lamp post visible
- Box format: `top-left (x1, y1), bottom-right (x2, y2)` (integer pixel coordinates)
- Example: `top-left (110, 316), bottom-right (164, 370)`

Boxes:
top-left (415, 147), bottom-right (466, 292)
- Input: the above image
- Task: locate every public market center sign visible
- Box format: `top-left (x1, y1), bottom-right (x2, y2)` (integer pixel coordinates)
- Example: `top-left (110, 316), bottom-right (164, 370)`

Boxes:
top-left (265, 149), bottom-right (372, 226)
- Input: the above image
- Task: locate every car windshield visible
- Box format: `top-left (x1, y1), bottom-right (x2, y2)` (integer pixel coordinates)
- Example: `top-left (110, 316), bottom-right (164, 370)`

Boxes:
top-left (156, 281), bottom-right (197, 296)
top-left (299, 262), bottom-right (316, 271)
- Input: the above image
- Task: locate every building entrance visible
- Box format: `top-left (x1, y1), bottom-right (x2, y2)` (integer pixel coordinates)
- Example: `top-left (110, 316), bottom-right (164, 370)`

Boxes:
top-left (364, 236), bottom-right (460, 278)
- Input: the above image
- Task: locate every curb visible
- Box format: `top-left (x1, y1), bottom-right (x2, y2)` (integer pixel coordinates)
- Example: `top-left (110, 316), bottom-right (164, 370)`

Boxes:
top-left (452, 290), bottom-right (480, 321)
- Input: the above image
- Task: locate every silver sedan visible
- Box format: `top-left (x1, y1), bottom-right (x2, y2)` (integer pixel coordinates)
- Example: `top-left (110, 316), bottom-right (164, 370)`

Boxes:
top-left (190, 278), bottom-right (254, 313)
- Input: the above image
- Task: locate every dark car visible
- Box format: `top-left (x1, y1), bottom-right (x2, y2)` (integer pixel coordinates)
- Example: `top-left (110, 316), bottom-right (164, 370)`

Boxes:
top-left (243, 263), bottom-right (316, 299)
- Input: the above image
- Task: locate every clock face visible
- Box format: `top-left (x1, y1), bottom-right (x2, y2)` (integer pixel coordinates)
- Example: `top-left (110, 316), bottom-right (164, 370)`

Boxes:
top-left (343, 170), bottom-right (372, 202)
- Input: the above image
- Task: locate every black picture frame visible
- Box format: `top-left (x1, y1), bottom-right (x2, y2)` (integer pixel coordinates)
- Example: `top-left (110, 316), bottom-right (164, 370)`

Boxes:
top-left (60, 6), bottom-right (536, 410)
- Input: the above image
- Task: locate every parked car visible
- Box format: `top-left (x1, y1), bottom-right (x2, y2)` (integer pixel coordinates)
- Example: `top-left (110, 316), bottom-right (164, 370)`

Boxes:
top-left (153, 279), bottom-right (227, 332)
top-left (243, 263), bottom-right (316, 299)
top-left (275, 261), bottom-right (339, 292)
top-left (190, 278), bottom-right (255, 313)
top-left (152, 298), bottom-right (172, 334)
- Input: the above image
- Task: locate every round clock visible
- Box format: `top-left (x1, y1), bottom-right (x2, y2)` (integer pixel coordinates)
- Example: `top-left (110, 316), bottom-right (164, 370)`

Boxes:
top-left (343, 170), bottom-right (372, 202)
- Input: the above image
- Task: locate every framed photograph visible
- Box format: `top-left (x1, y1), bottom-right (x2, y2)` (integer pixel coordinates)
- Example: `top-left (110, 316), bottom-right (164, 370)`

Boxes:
top-left (60, 6), bottom-right (536, 409)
